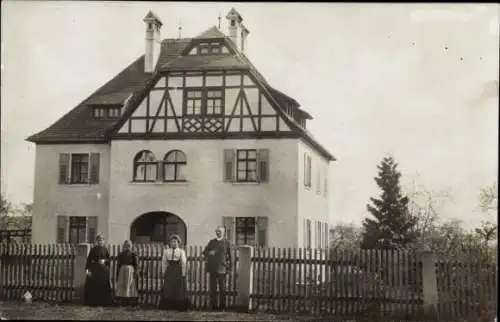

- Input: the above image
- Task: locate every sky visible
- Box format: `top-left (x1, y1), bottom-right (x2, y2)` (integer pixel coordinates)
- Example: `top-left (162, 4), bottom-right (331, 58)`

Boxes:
top-left (1, 2), bottom-right (499, 228)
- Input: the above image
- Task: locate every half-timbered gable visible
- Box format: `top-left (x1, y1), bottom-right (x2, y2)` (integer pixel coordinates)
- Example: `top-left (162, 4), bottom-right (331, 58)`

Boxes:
top-left (27, 9), bottom-right (334, 248)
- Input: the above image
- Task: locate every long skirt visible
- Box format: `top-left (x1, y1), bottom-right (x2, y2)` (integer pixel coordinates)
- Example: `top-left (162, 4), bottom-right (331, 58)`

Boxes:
top-left (84, 266), bottom-right (114, 307)
top-left (159, 261), bottom-right (190, 311)
top-left (115, 265), bottom-right (138, 306)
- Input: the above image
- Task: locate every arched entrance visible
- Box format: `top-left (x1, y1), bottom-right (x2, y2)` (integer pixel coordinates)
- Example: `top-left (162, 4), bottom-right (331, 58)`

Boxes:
top-left (130, 212), bottom-right (187, 245)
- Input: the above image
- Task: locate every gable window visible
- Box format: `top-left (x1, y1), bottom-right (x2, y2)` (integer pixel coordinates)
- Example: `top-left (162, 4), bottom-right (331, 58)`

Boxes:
top-left (163, 150), bottom-right (187, 182)
top-left (304, 154), bottom-right (312, 188)
top-left (133, 150), bottom-right (158, 182)
top-left (59, 153), bottom-right (100, 185)
top-left (57, 215), bottom-right (97, 244)
top-left (198, 42), bottom-right (222, 55)
top-left (184, 88), bottom-right (224, 116)
top-left (224, 149), bottom-right (269, 183)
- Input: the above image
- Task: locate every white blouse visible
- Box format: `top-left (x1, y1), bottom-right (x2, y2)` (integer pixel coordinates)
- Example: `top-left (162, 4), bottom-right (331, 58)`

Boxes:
top-left (161, 247), bottom-right (187, 276)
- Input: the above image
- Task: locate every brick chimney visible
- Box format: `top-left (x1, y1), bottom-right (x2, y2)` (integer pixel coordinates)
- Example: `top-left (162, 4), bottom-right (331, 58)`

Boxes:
top-left (144, 11), bottom-right (163, 73)
top-left (226, 8), bottom-right (243, 48)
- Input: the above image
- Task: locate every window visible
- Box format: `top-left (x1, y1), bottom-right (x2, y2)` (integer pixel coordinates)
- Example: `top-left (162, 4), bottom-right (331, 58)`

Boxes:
top-left (206, 89), bottom-right (223, 115)
top-left (236, 149), bottom-right (257, 182)
top-left (108, 107), bottom-right (121, 118)
top-left (163, 150), bottom-right (187, 182)
top-left (316, 166), bottom-right (321, 194)
top-left (93, 107), bottom-right (106, 118)
top-left (224, 149), bottom-right (269, 183)
top-left (304, 154), bottom-right (312, 188)
top-left (59, 153), bottom-right (100, 185)
top-left (133, 150), bottom-right (158, 182)
top-left (184, 88), bottom-right (223, 116)
top-left (235, 217), bottom-right (256, 246)
top-left (305, 219), bottom-right (312, 249)
top-left (57, 215), bottom-right (97, 244)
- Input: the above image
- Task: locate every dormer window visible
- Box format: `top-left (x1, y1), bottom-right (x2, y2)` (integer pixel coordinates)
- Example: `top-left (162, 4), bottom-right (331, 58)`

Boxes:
top-left (92, 106), bottom-right (121, 119)
top-left (189, 42), bottom-right (227, 56)
top-left (93, 108), bottom-right (106, 118)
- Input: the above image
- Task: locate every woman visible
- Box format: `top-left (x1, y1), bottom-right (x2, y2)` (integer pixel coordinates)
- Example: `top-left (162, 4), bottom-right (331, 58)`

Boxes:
top-left (159, 235), bottom-right (190, 311)
top-left (115, 240), bottom-right (139, 307)
top-left (84, 233), bottom-right (115, 307)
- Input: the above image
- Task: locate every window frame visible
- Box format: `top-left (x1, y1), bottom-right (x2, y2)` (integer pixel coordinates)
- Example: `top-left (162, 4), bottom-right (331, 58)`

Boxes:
top-left (68, 217), bottom-right (87, 244)
top-left (133, 150), bottom-right (158, 182)
top-left (184, 87), bottom-right (224, 117)
top-left (304, 154), bottom-right (312, 188)
top-left (59, 153), bottom-right (100, 185)
top-left (235, 217), bottom-right (256, 246)
top-left (70, 154), bottom-right (90, 184)
top-left (162, 150), bottom-right (187, 182)
top-left (236, 149), bottom-right (258, 183)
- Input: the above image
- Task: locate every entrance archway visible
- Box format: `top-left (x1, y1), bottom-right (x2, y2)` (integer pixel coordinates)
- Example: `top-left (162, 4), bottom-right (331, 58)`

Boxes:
top-left (130, 211), bottom-right (187, 245)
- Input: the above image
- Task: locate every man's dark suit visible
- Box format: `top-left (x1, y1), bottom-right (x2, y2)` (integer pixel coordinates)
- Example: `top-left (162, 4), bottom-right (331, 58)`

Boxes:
top-left (203, 238), bottom-right (232, 310)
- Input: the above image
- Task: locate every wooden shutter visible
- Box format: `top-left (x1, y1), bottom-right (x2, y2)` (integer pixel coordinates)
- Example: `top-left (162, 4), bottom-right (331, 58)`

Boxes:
top-left (89, 153), bottom-right (100, 184)
top-left (256, 217), bottom-right (268, 247)
top-left (222, 216), bottom-right (236, 244)
top-left (324, 166), bottom-right (328, 196)
top-left (257, 149), bottom-right (269, 182)
top-left (56, 215), bottom-right (68, 243)
top-left (223, 149), bottom-right (235, 182)
top-left (303, 154), bottom-right (307, 187)
top-left (59, 153), bottom-right (70, 184)
top-left (87, 216), bottom-right (98, 243)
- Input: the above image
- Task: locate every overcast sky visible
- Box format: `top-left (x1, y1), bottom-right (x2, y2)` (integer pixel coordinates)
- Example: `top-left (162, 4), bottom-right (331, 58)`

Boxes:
top-left (1, 2), bottom-right (498, 228)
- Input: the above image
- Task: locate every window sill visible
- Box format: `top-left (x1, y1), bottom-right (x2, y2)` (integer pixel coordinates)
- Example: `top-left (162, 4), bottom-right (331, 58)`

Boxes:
top-left (129, 180), bottom-right (191, 186)
top-left (59, 183), bottom-right (97, 187)
top-left (229, 181), bottom-right (267, 186)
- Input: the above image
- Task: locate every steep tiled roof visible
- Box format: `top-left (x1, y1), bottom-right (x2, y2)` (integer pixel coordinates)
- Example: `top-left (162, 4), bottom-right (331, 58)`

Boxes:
top-left (161, 54), bottom-right (247, 71)
top-left (27, 24), bottom-right (334, 160)
top-left (196, 26), bottom-right (227, 39)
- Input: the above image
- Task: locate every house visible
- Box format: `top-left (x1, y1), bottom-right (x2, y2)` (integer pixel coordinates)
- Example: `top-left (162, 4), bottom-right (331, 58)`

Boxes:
top-left (27, 9), bottom-right (335, 248)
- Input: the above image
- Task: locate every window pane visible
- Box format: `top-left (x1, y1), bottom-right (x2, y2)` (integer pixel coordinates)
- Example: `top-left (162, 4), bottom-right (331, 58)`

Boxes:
top-left (135, 164), bottom-right (145, 181)
top-left (247, 150), bottom-right (257, 159)
top-left (177, 164), bottom-right (186, 180)
top-left (237, 171), bottom-right (246, 181)
top-left (145, 164), bottom-right (157, 181)
top-left (164, 164), bottom-right (175, 181)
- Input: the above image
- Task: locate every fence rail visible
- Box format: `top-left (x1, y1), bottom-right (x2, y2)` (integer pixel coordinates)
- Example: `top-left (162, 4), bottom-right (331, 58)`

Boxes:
top-left (0, 243), bottom-right (497, 320)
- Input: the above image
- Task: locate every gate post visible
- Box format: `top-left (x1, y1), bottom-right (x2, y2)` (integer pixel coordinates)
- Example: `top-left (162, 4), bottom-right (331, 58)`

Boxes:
top-left (73, 243), bottom-right (90, 304)
top-left (235, 245), bottom-right (254, 312)
top-left (419, 248), bottom-right (439, 319)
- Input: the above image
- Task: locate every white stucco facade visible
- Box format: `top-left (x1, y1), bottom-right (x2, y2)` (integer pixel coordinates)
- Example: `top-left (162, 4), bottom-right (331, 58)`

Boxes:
top-left (31, 137), bottom-right (333, 248)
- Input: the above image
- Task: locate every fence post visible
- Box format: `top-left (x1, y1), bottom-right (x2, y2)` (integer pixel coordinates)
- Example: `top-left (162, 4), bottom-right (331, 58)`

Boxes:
top-left (73, 243), bottom-right (90, 304)
top-left (419, 249), bottom-right (439, 318)
top-left (235, 245), bottom-right (254, 312)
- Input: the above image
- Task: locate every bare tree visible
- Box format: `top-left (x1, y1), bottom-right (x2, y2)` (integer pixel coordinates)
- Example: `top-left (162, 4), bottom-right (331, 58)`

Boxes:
top-left (478, 181), bottom-right (498, 213)
top-left (329, 222), bottom-right (363, 251)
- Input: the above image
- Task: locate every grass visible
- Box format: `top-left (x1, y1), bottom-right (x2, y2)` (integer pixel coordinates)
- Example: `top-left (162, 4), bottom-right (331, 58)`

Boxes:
top-left (0, 301), bottom-right (322, 321)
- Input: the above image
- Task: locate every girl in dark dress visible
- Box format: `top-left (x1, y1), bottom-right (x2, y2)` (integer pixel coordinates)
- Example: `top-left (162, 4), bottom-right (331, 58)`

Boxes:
top-left (159, 235), bottom-right (190, 311)
top-left (115, 240), bottom-right (139, 307)
top-left (84, 233), bottom-right (115, 307)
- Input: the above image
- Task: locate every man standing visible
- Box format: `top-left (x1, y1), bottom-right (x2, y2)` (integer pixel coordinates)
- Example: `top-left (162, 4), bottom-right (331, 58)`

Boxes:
top-left (203, 226), bottom-right (232, 311)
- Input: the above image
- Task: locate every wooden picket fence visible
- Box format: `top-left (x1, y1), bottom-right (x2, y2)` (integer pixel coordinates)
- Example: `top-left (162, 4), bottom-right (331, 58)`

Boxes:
top-left (435, 260), bottom-right (497, 319)
top-left (0, 243), bottom-right (497, 319)
top-left (251, 247), bottom-right (423, 316)
top-left (0, 244), bottom-right (75, 302)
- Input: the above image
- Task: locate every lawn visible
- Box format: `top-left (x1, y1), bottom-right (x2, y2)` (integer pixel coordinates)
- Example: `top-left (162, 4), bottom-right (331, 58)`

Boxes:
top-left (0, 301), bottom-right (321, 321)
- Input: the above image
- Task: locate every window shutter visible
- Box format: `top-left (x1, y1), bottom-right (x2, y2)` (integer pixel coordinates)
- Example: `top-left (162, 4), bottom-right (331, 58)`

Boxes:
top-left (87, 216), bottom-right (98, 243)
top-left (303, 154), bottom-right (307, 187)
top-left (223, 149), bottom-right (235, 182)
top-left (89, 153), bottom-right (100, 184)
top-left (223, 216), bottom-right (236, 244)
top-left (316, 167), bottom-right (321, 193)
top-left (257, 149), bottom-right (269, 182)
top-left (59, 153), bottom-right (70, 184)
top-left (324, 166), bottom-right (328, 196)
top-left (256, 216), bottom-right (268, 247)
top-left (56, 215), bottom-right (68, 243)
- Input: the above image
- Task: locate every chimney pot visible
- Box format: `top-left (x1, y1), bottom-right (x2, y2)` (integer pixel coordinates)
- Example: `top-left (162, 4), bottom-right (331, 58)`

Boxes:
top-left (144, 11), bottom-right (163, 73)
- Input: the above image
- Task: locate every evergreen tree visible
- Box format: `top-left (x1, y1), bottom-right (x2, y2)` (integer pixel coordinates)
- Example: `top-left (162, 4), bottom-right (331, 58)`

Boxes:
top-left (361, 156), bottom-right (418, 249)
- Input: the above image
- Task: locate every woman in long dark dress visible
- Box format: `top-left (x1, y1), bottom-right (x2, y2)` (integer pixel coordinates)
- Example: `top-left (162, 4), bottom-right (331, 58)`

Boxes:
top-left (84, 233), bottom-right (115, 307)
top-left (159, 235), bottom-right (190, 311)
top-left (115, 240), bottom-right (139, 307)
